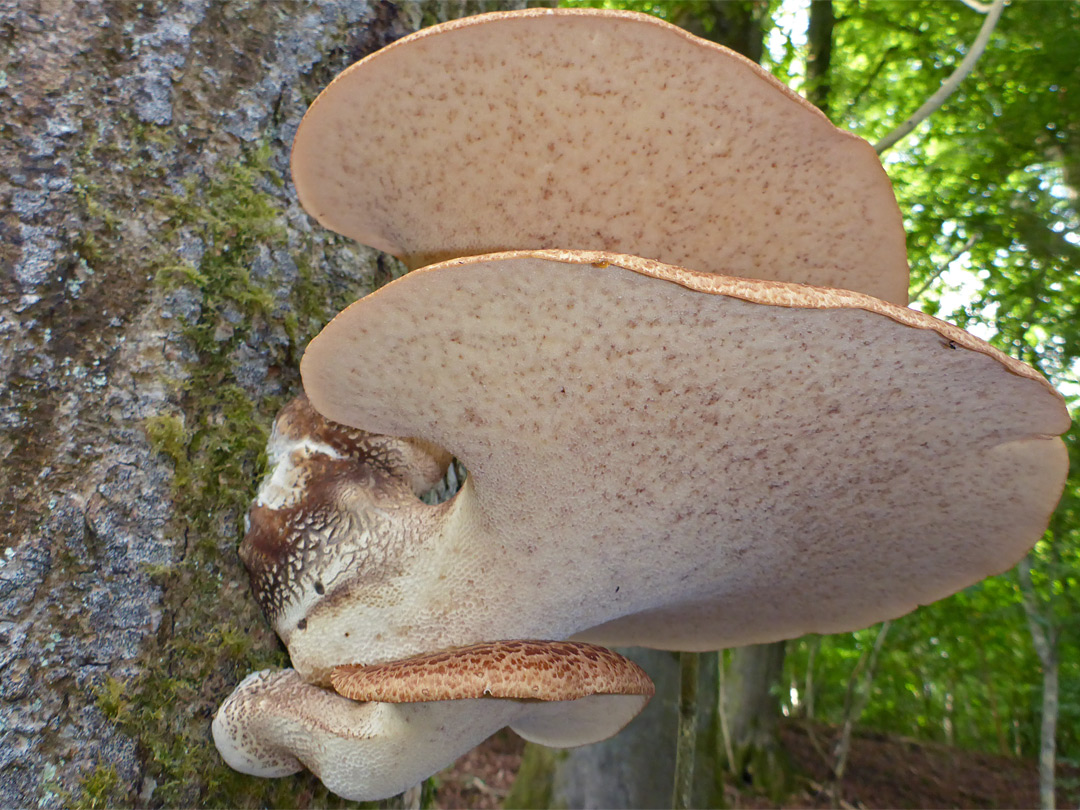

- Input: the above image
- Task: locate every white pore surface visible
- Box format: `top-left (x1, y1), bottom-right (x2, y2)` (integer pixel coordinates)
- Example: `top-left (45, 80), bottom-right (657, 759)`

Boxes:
top-left (300, 254), bottom-right (1067, 663)
top-left (292, 9), bottom-right (909, 303)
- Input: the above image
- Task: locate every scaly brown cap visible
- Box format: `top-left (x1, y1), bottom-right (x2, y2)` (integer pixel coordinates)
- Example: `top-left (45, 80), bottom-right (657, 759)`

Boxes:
top-left (331, 639), bottom-right (654, 702)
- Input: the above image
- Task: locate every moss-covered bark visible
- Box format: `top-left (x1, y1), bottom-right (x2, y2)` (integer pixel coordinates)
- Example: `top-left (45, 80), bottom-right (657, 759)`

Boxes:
top-left (0, 2), bottom-right (536, 806)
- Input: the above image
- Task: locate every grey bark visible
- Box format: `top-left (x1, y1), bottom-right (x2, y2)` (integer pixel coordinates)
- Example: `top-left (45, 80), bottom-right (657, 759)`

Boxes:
top-left (722, 641), bottom-right (790, 799)
top-left (0, 1), bottom-right (529, 806)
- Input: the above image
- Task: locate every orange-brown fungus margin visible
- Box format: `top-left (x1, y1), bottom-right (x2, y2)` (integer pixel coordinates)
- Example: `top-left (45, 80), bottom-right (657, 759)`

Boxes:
top-left (330, 640), bottom-right (655, 703)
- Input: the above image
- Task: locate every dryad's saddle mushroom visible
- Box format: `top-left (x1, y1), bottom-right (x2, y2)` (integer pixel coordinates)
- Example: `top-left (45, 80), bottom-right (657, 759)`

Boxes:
top-left (213, 8), bottom-right (1070, 803)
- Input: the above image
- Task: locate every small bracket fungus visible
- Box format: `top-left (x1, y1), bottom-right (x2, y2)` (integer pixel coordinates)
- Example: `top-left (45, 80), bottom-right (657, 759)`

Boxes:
top-left (291, 8), bottom-right (909, 304)
top-left (212, 641), bottom-right (653, 801)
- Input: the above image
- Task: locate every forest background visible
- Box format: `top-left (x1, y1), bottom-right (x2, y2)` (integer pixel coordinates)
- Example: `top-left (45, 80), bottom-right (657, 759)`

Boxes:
top-left (0, 0), bottom-right (1076, 808)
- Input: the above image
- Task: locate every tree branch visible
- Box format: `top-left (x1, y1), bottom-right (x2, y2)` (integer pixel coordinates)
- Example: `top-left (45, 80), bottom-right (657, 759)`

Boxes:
top-left (672, 651), bottom-right (700, 810)
top-left (834, 621), bottom-right (891, 787)
top-left (911, 232), bottom-right (980, 302)
top-left (847, 45), bottom-right (899, 113)
top-left (874, 0), bottom-right (1006, 154)
top-left (958, 0), bottom-right (995, 13)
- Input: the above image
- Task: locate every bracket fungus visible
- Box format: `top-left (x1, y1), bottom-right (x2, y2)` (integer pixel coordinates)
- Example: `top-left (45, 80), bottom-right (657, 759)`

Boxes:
top-left (213, 641), bottom-right (652, 801)
top-left (212, 7), bottom-right (1071, 803)
top-left (298, 248), bottom-right (1068, 660)
top-left (291, 7), bottom-right (909, 304)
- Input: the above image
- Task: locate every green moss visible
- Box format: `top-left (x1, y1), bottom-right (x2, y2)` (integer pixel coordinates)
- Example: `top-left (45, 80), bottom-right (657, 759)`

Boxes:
top-left (49, 763), bottom-right (128, 810)
top-left (72, 173), bottom-right (122, 232)
top-left (88, 139), bottom-right (370, 808)
top-left (74, 766), bottom-right (125, 810)
top-left (156, 142), bottom-right (282, 354)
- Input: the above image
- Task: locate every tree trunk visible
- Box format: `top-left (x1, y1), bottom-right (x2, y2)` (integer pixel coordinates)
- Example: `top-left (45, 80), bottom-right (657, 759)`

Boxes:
top-left (1019, 557), bottom-right (1060, 810)
top-left (722, 642), bottom-right (791, 800)
top-left (806, 0), bottom-right (835, 116)
top-left (671, 1), bottom-right (765, 64)
top-left (673, 652), bottom-right (702, 809)
top-left (506, 648), bottom-right (723, 809)
top-left (0, 2), bottom-right (530, 807)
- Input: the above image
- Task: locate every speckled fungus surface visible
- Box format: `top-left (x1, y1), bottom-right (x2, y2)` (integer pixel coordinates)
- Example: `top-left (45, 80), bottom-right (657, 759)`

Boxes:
top-left (331, 639), bottom-right (654, 706)
top-left (291, 7), bottom-right (908, 304)
top-left (297, 249), bottom-right (1068, 664)
top-left (213, 7), bottom-right (1071, 803)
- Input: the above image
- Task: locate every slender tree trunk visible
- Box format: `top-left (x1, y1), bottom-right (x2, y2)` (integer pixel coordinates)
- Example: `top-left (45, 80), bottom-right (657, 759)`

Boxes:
top-left (1019, 557), bottom-right (1059, 810)
top-left (805, 636), bottom-right (821, 720)
top-left (832, 622), bottom-right (890, 788)
top-left (673, 652), bottom-right (702, 810)
top-left (806, 0), bottom-right (835, 116)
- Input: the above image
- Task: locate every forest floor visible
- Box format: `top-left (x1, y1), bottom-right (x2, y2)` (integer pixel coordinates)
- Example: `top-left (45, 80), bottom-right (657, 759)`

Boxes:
top-left (433, 720), bottom-right (1079, 809)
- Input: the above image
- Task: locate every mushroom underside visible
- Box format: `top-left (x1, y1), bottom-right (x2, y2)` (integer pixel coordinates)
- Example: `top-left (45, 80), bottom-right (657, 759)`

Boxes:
top-left (220, 250), bottom-right (1068, 800)
top-left (292, 7), bottom-right (909, 304)
top-left (285, 250), bottom-right (1067, 677)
